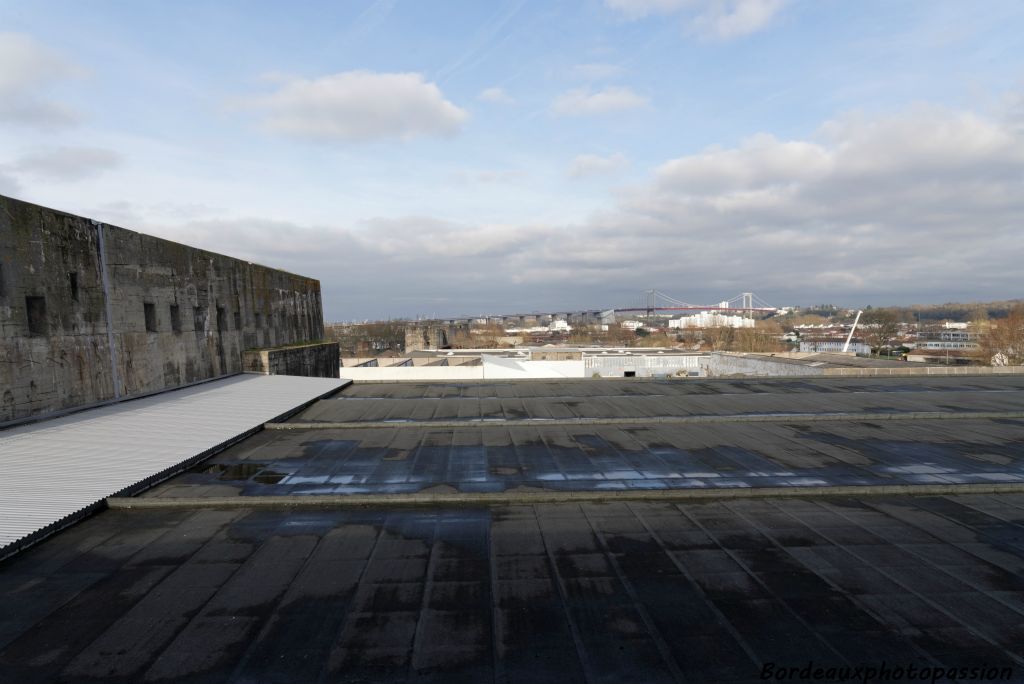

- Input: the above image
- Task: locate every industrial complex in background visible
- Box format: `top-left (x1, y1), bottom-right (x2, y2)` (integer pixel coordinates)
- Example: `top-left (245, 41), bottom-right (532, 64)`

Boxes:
top-left (3, 195), bottom-right (1024, 682)
top-left (324, 288), bottom-right (1018, 380)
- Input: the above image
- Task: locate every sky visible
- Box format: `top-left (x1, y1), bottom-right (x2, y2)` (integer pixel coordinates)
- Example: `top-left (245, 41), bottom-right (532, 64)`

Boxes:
top-left (1, 0), bottom-right (1023, 321)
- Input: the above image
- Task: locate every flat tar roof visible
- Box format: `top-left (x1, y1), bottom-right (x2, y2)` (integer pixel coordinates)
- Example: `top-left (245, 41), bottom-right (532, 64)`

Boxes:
top-left (3, 496), bottom-right (1024, 681)
top-left (141, 376), bottom-right (1024, 499)
top-left (720, 352), bottom-right (936, 369)
top-left (2, 376), bottom-right (1024, 681)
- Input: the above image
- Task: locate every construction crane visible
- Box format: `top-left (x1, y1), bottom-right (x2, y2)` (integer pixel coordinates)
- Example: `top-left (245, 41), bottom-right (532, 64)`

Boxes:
top-left (842, 310), bottom-right (863, 353)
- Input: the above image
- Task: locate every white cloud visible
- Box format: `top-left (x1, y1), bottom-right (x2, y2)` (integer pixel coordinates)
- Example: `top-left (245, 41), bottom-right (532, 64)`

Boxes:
top-left (356, 216), bottom-right (530, 259)
top-left (551, 86), bottom-right (649, 116)
top-left (0, 168), bottom-right (21, 196)
top-left (605, 0), bottom-right (787, 39)
top-left (691, 0), bottom-right (786, 39)
top-left (602, 105), bottom-right (1024, 296)
top-left (451, 169), bottom-right (526, 185)
top-left (1003, 91), bottom-right (1024, 134)
top-left (569, 63), bottom-right (626, 81)
top-left (245, 70), bottom-right (468, 142)
top-left (134, 100), bottom-right (1024, 319)
top-left (14, 146), bottom-right (121, 181)
top-left (478, 87), bottom-right (514, 104)
top-left (0, 32), bottom-right (84, 127)
top-left (604, 0), bottom-right (691, 18)
top-left (568, 153), bottom-right (629, 178)
top-left (652, 134), bottom-right (831, 194)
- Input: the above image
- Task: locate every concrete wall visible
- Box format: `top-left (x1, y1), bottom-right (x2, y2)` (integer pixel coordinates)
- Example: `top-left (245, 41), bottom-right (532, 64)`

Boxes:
top-left (404, 325), bottom-right (447, 351)
top-left (342, 366), bottom-right (487, 381)
top-left (243, 342), bottom-right (339, 379)
top-left (585, 354), bottom-right (702, 378)
top-left (481, 356), bottom-right (586, 379)
top-left (403, 322), bottom-right (473, 352)
top-left (703, 352), bottom-right (1024, 378)
top-left (1, 194), bottom-right (324, 422)
top-left (338, 358), bottom-right (586, 381)
top-left (822, 365), bottom-right (1024, 377)
top-left (701, 353), bottom-right (823, 377)
top-left (532, 350), bottom-right (583, 361)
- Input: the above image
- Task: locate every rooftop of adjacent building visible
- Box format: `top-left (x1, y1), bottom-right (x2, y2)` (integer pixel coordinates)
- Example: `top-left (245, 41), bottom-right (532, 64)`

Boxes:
top-left (3, 374), bottom-right (1024, 681)
top-left (714, 351), bottom-right (920, 369)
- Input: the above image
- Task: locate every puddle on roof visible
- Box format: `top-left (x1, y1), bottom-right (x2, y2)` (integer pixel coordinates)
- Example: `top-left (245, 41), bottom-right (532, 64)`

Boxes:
top-left (195, 462), bottom-right (287, 483)
top-left (253, 471), bottom-right (287, 484)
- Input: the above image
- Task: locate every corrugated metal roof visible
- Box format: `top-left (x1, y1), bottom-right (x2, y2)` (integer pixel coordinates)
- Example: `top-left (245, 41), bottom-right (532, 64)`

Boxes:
top-left (0, 374), bottom-right (346, 556)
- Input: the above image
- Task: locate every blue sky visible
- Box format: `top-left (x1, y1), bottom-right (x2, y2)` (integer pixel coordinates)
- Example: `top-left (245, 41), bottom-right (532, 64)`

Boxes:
top-left (2, 1), bottom-right (1023, 320)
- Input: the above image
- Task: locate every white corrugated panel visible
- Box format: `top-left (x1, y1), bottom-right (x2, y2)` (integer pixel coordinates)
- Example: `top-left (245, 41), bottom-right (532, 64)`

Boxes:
top-left (0, 374), bottom-right (346, 554)
top-left (584, 355), bottom-right (702, 369)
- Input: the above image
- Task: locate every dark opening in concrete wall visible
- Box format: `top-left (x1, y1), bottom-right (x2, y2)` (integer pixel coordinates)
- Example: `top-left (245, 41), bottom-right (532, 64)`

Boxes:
top-left (193, 307), bottom-right (205, 335)
top-left (144, 303), bottom-right (157, 333)
top-left (169, 304), bottom-right (181, 333)
top-left (25, 296), bottom-right (47, 335)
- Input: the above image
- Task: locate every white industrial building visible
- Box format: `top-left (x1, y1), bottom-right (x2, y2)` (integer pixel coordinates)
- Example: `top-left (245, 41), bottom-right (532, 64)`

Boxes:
top-left (668, 312), bottom-right (755, 329)
top-left (916, 330), bottom-right (980, 351)
top-left (338, 347), bottom-right (705, 380)
top-left (799, 339), bottom-right (872, 355)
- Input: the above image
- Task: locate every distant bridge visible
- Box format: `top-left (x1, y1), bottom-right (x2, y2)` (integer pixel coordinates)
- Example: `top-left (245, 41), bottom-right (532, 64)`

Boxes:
top-left (615, 290), bottom-right (776, 315)
top-left (430, 290), bottom-right (775, 326)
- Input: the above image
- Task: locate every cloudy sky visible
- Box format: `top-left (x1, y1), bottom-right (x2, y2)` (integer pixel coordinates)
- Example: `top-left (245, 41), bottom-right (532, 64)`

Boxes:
top-left (1, 1), bottom-right (1023, 320)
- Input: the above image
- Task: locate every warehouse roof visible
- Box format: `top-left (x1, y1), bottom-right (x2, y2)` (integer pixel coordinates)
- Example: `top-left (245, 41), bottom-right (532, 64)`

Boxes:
top-left (135, 375), bottom-right (1024, 500)
top-left (717, 352), bottom-right (929, 369)
top-left (3, 375), bottom-right (1024, 681)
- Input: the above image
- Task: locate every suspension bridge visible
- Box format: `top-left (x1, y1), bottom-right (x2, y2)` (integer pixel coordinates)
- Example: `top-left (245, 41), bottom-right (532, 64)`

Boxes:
top-left (431, 291), bottom-right (776, 326)
top-left (615, 290), bottom-right (777, 315)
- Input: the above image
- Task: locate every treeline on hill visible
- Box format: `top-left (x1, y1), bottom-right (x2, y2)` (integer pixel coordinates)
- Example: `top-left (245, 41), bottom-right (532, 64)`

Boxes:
top-left (781, 300), bottom-right (1023, 323)
top-left (563, 322), bottom-right (787, 353)
top-left (882, 300), bottom-right (1024, 323)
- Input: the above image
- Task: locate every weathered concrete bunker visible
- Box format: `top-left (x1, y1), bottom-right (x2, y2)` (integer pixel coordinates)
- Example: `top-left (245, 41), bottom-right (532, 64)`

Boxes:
top-left (0, 194), bottom-right (331, 423)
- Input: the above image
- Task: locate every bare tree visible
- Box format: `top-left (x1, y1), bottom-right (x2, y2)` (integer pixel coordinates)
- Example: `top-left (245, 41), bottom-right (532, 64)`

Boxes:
top-left (862, 310), bottom-right (900, 356)
top-left (979, 305), bottom-right (1024, 365)
top-left (568, 326), bottom-right (599, 345)
top-left (701, 326), bottom-right (734, 351)
top-left (731, 328), bottom-right (786, 353)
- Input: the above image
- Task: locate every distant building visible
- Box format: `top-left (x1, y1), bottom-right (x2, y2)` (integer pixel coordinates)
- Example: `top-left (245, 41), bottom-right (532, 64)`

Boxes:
top-left (907, 348), bottom-right (976, 364)
top-left (915, 330), bottom-right (980, 351)
top-left (799, 339), bottom-right (872, 355)
top-left (668, 312), bottom-right (755, 329)
top-left (403, 322), bottom-right (470, 351)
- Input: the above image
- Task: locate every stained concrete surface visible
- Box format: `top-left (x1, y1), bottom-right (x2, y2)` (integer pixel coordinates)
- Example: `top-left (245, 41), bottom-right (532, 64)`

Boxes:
top-left (2, 496), bottom-right (1024, 682)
